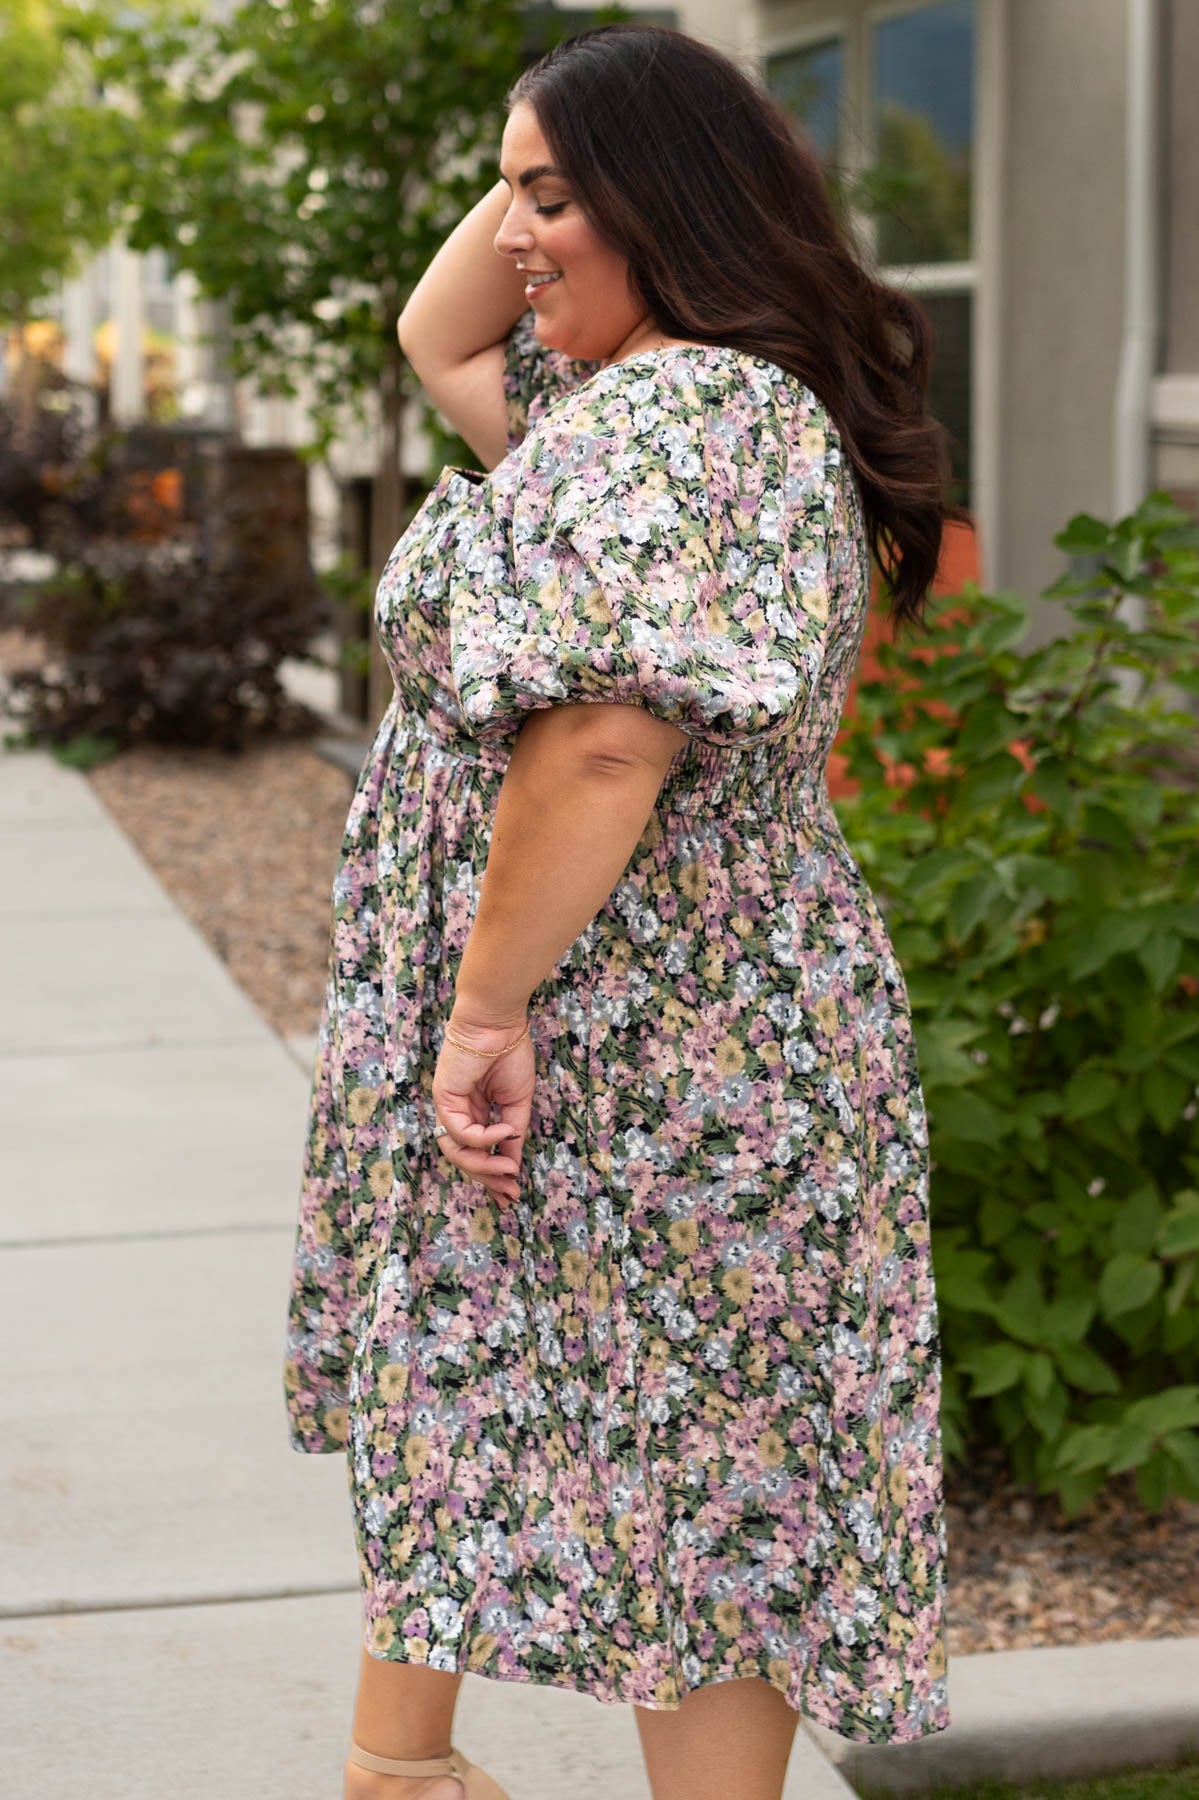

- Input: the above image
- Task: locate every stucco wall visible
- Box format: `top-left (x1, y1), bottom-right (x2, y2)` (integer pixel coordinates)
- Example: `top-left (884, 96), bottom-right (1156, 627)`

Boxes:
top-left (1165, 0), bottom-right (1199, 375)
top-left (997, 0), bottom-right (1127, 636)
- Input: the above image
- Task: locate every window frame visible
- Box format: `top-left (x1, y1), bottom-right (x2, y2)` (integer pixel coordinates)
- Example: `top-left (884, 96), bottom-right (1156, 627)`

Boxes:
top-left (757, 0), bottom-right (1004, 584)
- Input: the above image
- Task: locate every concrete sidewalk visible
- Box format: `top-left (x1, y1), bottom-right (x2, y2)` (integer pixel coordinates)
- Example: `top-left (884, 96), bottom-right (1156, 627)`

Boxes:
top-left (4, 727), bottom-right (1194, 1799)
top-left (0, 732), bottom-right (856, 1799)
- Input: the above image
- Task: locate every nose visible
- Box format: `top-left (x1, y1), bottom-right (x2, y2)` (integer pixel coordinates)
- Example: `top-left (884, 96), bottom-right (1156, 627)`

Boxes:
top-left (493, 195), bottom-right (535, 260)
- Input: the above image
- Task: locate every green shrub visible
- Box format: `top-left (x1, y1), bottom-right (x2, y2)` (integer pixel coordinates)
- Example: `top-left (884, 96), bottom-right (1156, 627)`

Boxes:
top-left (836, 493), bottom-right (1199, 1516)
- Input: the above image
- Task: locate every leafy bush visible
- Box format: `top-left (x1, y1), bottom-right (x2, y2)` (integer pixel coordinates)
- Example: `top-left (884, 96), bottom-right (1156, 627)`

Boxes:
top-left (2, 404), bottom-right (332, 754)
top-left (836, 493), bottom-right (1199, 1516)
top-left (5, 537), bottom-right (330, 755)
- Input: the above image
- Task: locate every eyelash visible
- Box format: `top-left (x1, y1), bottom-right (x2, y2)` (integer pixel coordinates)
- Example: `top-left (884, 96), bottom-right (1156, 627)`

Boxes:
top-left (536, 203), bottom-right (566, 216)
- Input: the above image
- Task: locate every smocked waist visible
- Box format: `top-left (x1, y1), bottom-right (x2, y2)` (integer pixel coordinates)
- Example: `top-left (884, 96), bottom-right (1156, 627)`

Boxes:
top-left (388, 703), bottom-right (834, 825)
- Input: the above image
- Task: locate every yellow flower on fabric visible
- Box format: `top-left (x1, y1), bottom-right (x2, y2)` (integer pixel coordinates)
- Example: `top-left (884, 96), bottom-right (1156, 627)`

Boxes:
top-left (468, 1632), bottom-right (498, 1670)
top-left (404, 1434), bottom-right (430, 1477)
top-left (614, 1512), bottom-right (636, 1551)
top-left (562, 1248), bottom-right (588, 1290)
top-left (323, 1407), bottom-right (348, 1445)
top-left (702, 947), bottom-right (725, 984)
top-left (635, 1586), bottom-right (659, 1628)
top-left (721, 1267), bottom-right (752, 1305)
top-left (582, 584), bottom-right (614, 626)
top-left (654, 1675), bottom-right (680, 1706)
top-left (767, 1658), bottom-right (791, 1694)
top-left (406, 1638), bottom-right (430, 1663)
top-left (368, 1158), bottom-right (394, 1199)
top-left (311, 1208), bottom-right (333, 1245)
top-left (679, 859), bottom-right (709, 902)
top-left (347, 1086), bottom-right (378, 1125)
top-left (370, 1615), bottom-right (396, 1653)
top-left (889, 1463), bottom-right (910, 1508)
top-left (757, 1427), bottom-right (786, 1466)
top-left (283, 1359), bottom-right (301, 1393)
top-left (668, 1217), bottom-right (699, 1255)
top-left (813, 994), bottom-right (839, 1037)
top-left (876, 1216), bottom-right (896, 1257)
top-left (714, 1037), bottom-right (745, 1076)
top-left (928, 1639), bottom-right (946, 1678)
top-left (713, 1600), bottom-right (742, 1638)
top-left (801, 584), bottom-right (830, 625)
top-left (589, 1269), bottom-right (610, 1313)
top-left (746, 1345), bottom-right (769, 1385)
top-left (376, 1363), bottom-right (409, 1403)
top-left (662, 999), bottom-right (689, 1035)
top-left (470, 1206), bottom-right (495, 1243)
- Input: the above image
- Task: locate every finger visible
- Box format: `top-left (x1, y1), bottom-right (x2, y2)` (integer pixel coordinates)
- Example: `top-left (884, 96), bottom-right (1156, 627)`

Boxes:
top-left (435, 1140), bottom-right (521, 1178)
top-left (442, 1110), bottom-right (520, 1148)
top-left (437, 1148), bottom-right (519, 1201)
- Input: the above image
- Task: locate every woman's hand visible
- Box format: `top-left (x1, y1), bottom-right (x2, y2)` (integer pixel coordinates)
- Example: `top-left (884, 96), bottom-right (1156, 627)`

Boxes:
top-left (430, 1004), bottom-right (533, 1204)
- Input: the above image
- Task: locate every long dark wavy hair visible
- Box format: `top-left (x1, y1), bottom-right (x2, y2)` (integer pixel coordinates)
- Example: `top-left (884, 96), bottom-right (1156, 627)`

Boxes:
top-left (508, 22), bottom-right (965, 633)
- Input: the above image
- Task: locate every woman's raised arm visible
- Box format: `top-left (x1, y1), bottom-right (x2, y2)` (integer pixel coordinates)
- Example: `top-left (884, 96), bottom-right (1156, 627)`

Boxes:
top-left (397, 180), bottom-right (528, 470)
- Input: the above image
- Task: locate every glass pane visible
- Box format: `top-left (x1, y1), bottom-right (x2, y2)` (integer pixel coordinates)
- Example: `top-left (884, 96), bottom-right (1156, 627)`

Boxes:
top-left (872, 0), bottom-right (973, 266)
top-left (920, 290), bottom-right (972, 506)
top-left (766, 38), bottom-right (845, 165)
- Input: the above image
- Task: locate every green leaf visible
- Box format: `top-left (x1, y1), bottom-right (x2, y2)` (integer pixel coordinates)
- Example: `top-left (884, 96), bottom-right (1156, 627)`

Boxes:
top-left (1028, 1376), bottom-right (1069, 1442)
top-left (1143, 1066), bottom-right (1191, 1134)
top-left (1022, 1351), bottom-right (1054, 1401)
top-left (1055, 513), bottom-right (1111, 555)
top-left (1136, 933), bottom-right (1182, 993)
top-left (1134, 1447), bottom-right (1171, 1510)
top-left (930, 1087), bottom-right (1006, 1145)
top-left (1055, 1422), bottom-right (1115, 1472)
top-left (1157, 1192), bottom-right (1199, 1258)
top-left (1066, 914), bottom-right (1147, 979)
top-left (1054, 1342), bottom-right (1121, 1395)
top-left (1163, 1429), bottom-right (1199, 1493)
top-left (1062, 1066), bottom-right (1120, 1121)
top-left (1098, 1252), bottom-right (1163, 1319)
top-left (1107, 1419), bottom-right (1154, 1473)
top-left (963, 1342), bottom-right (1026, 1397)
top-left (1125, 1384), bottom-right (1199, 1436)
top-left (1110, 1184), bottom-right (1164, 1254)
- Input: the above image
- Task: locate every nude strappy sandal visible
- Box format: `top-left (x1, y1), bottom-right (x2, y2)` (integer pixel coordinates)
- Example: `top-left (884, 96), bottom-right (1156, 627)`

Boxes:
top-left (347, 1741), bottom-right (511, 1798)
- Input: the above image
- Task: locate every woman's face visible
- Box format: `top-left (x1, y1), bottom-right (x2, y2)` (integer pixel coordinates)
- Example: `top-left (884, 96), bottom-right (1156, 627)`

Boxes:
top-left (493, 100), bottom-right (651, 365)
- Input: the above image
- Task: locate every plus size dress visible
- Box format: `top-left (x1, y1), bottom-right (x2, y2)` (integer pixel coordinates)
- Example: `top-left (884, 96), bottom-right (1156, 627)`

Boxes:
top-left (282, 307), bottom-right (951, 1745)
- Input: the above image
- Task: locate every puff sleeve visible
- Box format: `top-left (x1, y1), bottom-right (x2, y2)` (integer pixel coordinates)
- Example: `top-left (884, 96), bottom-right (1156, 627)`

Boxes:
top-left (451, 353), bottom-right (836, 749)
top-left (502, 307), bottom-right (604, 453)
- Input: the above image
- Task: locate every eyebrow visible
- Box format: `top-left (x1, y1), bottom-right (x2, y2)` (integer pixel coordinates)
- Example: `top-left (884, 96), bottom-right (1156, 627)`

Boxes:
top-left (498, 163), bottom-right (566, 188)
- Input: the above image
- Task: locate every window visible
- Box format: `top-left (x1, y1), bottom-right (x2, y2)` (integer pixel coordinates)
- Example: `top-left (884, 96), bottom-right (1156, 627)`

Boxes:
top-left (764, 36), bottom-right (846, 165)
top-left (765, 1), bottom-right (978, 509)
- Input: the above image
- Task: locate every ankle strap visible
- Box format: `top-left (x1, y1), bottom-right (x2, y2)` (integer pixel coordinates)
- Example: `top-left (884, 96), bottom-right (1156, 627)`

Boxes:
top-left (348, 1741), bottom-right (466, 1777)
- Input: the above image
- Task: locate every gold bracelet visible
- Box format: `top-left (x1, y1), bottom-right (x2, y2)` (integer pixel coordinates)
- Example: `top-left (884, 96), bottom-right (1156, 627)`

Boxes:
top-left (443, 1022), bottom-right (531, 1059)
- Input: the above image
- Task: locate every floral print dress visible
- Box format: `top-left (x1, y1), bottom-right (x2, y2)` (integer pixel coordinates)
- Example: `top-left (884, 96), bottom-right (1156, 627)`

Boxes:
top-left (283, 307), bottom-right (951, 1745)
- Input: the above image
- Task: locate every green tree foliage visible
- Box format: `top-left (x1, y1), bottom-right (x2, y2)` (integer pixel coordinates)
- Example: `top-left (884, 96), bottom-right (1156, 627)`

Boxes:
top-left (0, 0), bottom-right (139, 440)
top-left (836, 495), bottom-right (1199, 1516)
top-left (0, 0), bottom-right (135, 327)
top-left (91, 0), bottom-right (529, 568)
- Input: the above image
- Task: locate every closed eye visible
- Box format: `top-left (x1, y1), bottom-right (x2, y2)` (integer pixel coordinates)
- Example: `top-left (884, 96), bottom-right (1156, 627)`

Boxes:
top-left (536, 203), bottom-right (566, 216)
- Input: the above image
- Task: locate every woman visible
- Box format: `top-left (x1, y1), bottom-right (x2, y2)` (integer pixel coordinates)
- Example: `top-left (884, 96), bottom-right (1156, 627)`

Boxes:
top-left (283, 22), bottom-right (955, 1800)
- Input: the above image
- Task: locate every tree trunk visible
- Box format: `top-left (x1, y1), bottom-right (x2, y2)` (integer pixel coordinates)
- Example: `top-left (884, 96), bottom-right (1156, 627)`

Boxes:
top-left (9, 313), bottom-right (40, 453)
top-left (367, 288), bottom-right (408, 729)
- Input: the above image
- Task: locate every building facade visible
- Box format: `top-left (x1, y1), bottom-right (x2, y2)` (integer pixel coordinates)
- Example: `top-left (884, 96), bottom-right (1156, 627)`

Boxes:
top-left (44, 0), bottom-right (1199, 640)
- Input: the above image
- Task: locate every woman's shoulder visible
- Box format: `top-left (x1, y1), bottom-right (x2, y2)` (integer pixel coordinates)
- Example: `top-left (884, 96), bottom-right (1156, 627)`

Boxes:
top-left (510, 341), bottom-right (838, 499)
